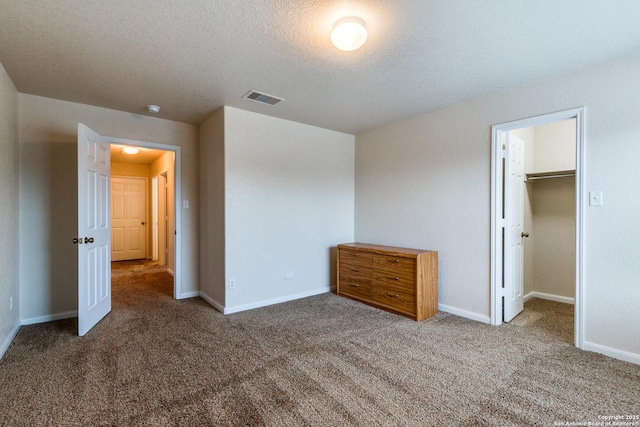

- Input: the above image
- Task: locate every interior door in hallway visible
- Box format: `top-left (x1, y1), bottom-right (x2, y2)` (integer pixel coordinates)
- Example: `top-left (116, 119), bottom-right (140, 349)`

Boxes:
top-left (77, 123), bottom-right (111, 336)
top-left (111, 177), bottom-right (147, 261)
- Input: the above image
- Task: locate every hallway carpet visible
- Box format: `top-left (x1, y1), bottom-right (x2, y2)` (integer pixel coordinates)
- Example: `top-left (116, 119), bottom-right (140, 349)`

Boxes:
top-left (1, 265), bottom-right (638, 426)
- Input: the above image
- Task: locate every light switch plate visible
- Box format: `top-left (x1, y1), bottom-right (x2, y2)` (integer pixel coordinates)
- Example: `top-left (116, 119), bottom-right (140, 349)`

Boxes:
top-left (183, 200), bottom-right (189, 209)
top-left (589, 191), bottom-right (603, 206)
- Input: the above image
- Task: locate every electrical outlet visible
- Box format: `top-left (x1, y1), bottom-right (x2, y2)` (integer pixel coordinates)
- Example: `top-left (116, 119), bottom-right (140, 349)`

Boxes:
top-left (285, 270), bottom-right (295, 280)
top-left (228, 279), bottom-right (236, 289)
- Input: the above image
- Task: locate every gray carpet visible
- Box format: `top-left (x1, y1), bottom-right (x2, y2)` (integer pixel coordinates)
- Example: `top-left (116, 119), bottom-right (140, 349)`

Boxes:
top-left (1, 262), bottom-right (638, 426)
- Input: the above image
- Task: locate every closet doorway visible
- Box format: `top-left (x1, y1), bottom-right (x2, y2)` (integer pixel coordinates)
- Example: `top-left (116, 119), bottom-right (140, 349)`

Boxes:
top-left (490, 108), bottom-right (586, 349)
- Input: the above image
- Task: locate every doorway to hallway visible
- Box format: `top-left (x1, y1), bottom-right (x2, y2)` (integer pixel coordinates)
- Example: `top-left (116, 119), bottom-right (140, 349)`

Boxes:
top-left (110, 143), bottom-right (176, 275)
top-left (77, 124), bottom-right (183, 336)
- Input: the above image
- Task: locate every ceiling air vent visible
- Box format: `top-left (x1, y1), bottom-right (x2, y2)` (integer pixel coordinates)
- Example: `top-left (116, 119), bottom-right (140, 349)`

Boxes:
top-left (242, 90), bottom-right (284, 106)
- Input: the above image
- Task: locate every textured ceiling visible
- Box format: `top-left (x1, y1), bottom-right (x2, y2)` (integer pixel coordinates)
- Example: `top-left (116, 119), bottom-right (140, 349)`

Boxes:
top-left (2, 0), bottom-right (640, 134)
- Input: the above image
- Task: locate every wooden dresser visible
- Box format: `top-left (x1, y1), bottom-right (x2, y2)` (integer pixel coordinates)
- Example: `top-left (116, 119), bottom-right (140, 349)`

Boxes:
top-left (336, 243), bottom-right (438, 321)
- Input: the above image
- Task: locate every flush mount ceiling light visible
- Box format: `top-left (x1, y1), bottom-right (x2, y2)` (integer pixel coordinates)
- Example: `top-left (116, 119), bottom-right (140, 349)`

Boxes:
top-left (122, 147), bottom-right (140, 155)
top-left (331, 17), bottom-right (368, 51)
top-left (146, 104), bottom-right (161, 114)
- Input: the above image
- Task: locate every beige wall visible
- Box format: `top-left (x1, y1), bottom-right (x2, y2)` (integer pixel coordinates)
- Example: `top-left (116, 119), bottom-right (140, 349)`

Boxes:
top-left (531, 119), bottom-right (576, 173)
top-left (532, 177), bottom-right (576, 299)
top-left (199, 107), bottom-right (355, 312)
top-left (111, 161), bottom-right (151, 178)
top-left (0, 61), bottom-right (20, 357)
top-left (355, 53), bottom-right (640, 358)
top-left (18, 94), bottom-right (199, 322)
top-left (199, 108), bottom-right (226, 305)
top-left (223, 107), bottom-right (354, 311)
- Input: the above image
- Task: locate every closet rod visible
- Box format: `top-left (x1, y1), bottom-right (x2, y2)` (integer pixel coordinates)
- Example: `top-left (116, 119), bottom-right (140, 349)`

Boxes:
top-left (526, 170), bottom-right (575, 181)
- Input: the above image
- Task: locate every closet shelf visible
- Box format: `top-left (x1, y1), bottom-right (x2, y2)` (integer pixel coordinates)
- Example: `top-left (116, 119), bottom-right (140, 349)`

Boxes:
top-left (526, 170), bottom-right (575, 181)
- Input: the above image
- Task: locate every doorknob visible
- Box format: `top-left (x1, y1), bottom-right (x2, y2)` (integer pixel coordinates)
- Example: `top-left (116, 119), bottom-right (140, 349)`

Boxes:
top-left (522, 232), bottom-right (529, 238)
top-left (84, 237), bottom-right (94, 244)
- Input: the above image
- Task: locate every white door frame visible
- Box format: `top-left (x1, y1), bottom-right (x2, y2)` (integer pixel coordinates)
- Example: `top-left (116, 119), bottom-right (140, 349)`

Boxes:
top-left (158, 171), bottom-right (169, 268)
top-left (490, 107), bottom-right (585, 349)
top-left (107, 136), bottom-right (182, 299)
top-left (151, 175), bottom-right (159, 261)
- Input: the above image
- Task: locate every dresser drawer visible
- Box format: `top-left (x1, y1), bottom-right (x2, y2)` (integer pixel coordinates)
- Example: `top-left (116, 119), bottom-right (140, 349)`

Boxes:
top-left (372, 283), bottom-right (416, 316)
top-left (339, 263), bottom-right (371, 282)
top-left (372, 270), bottom-right (415, 290)
top-left (372, 255), bottom-right (416, 277)
top-left (338, 277), bottom-right (373, 301)
top-left (340, 248), bottom-right (373, 264)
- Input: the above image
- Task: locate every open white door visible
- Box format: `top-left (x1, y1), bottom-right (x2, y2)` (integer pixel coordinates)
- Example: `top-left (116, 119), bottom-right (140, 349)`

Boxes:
top-left (78, 123), bottom-right (111, 336)
top-left (503, 133), bottom-right (525, 322)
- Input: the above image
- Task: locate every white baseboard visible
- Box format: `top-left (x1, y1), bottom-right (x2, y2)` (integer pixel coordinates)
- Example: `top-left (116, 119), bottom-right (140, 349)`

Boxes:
top-left (0, 323), bottom-right (21, 360)
top-left (524, 291), bottom-right (575, 305)
top-left (583, 341), bottom-right (640, 366)
top-left (199, 292), bottom-right (225, 313)
top-left (438, 304), bottom-right (491, 324)
top-left (177, 291), bottom-right (200, 299)
top-left (21, 310), bottom-right (78, 326)
top-left (224, 287), bottom-right (331, 315)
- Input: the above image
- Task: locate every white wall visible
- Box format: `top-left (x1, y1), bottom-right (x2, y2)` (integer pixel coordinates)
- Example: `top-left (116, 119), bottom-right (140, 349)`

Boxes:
top-left (0, 61), bottom-right (20, 357)
top-left (222, 107), bottom-right (354, 312)
top-left (18, 94), bottom-right (199, 323)
top-left (355, 53), bottom-right (640, 359)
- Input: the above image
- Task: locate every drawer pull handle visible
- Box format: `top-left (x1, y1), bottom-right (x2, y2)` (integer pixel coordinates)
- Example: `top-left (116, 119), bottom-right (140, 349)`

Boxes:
top-left (386, 293), bottom-right (400, 299)
top-left (386, 276), bottom-right (399, 281)
top-left (390, 259), bottom-right (399, 264)
top-left (350, 268), bottom-right (360, 272)
top-left (354, 253), bottom-right (359, 256)
top-left (349, 283), bottom-right (360, 288)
